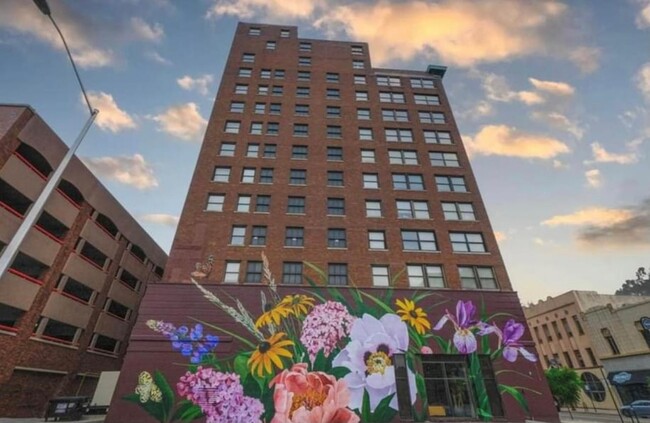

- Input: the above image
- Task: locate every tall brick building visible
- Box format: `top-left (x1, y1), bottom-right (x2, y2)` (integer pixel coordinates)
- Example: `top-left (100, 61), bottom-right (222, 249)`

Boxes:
top-left (0, 105), bottom-right (167, 417)
top-left (109, 23), bottom-right (558, 422)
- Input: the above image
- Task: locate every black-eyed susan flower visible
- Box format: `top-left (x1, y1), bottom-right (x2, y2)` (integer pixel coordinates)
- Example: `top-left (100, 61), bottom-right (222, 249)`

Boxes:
top-left (248, 332), bottom-right (294, 377)
top-left (255, 302), bottom-right (292, 328)
top-left (396, 298), bottom-right (431, 335)
top-left (278, 294), bottom-right (315, 317)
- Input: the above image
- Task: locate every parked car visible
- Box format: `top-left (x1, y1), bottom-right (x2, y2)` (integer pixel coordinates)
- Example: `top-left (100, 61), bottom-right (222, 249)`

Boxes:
top-left (621, 400), bottom-right (650, 418)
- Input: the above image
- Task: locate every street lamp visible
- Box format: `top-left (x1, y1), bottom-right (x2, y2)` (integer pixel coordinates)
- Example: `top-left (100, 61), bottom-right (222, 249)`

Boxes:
top-left (0, 0), bottom-right (99, 280)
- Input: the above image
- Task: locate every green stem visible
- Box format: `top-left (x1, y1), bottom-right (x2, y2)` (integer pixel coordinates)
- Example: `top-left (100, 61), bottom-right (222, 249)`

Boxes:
top-left (190, 317), bottom-right (257, 349)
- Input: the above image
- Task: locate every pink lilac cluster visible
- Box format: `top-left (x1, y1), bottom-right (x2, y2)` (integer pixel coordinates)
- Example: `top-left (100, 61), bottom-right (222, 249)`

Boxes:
top-left (146, 319), bottom-right (176, 336)
top-left (300, 301), bottom-right (356, 362)
top-left (177, 367), bottom-right (263, 423)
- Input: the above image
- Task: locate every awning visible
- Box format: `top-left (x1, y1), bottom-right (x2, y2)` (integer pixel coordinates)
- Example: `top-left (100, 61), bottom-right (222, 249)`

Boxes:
top-left (608, 369), bottom-right (650, 385)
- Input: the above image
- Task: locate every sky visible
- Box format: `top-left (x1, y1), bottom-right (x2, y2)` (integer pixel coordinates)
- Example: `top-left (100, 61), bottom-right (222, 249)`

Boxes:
top-left (1, 0), bottom-right (649, 303)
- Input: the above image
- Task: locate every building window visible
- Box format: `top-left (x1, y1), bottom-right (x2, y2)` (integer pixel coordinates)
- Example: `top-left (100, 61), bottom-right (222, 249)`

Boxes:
top-left (254, 103), bottom-right (265, 114)
top-left (40, 318), bottom-right (80, 343)
top-left (255, 195), bottom-right (270, 212)
top-left (586, 348), bottom-right (597, 366)
top-left (561, 318), bottom-right (573, 337)
top-left (361, 149), bottom-right (375, 163)
top-left (553, 321), bottom-right (563, 340)
top-left (359, 128), bottom-right (373, 140)
top-left (436, 176), bottom-right (467, 192)
top-left (385, 128), bottom-right (413, 142)
top-left (230, 101), bottom-right (245, 113)
top-left (326, 88), bottom-right (340, 100)
top-left (224, 261), bottom-right (240, 283)
top-left (292, 145), bottom-right (308, 159)
top-left (382, 109), bottom-right (409, 122)
top-left (92, 334), bottom-right (119, 354)
top-left (79, 242), bottom-right (107, 269)
top-left (442, 202), bottom-right (475, 221)
top-left (328, 228), bottom-right (347, 248)
top-left (326, 106), bottom-right (341, 118)
top-left (430, 152), bottom-right (460, 167)
top-left (355, 91), bottom-right (369, 101)
top-left (581, 372), bottom-right (606, 401)
top-left (397, 200), bottom-right (429, 219)
top-left (219, 142), bottom-right (235, 156)
top-left (266, 41), bottom-right (276, 50)
top-left (272, 85), bottom-right (283, 96)
top-left (542, 324), bottom-right (552, 341)
top-left (224, 121), bottom-right (240, 134)
top-left (572, 315), bottom-right (585, 335)
top-left (213, 167), bottom-right (230, 182)
top-left (59, 276), bottom-right (94, 303)
top-left (285, 227), bottom-right (304, 247)
top-left (238, 68), bottom-right (252, 78)
top-left (282, 262), bottom-right (303, 284)
top-left (419, 111), bottom-right (445, 124)
top-left (242, 53), bottom-right (255, 63)
top-left (327, 171), bottom-right (344, 187)
top-left (289, 169), bottom-right (306, 185)
top-left (106, 299), bottom-right (130, 320)
top-left (299, 42), bottom-right (312, 52)
top-left (368, 231), bottom-right (386, 250)
top-left (414, 94), bottom-right (440, 105)
top-left (293, 124), bottom-right (309, 137)
top-left (263, 144), bottom-right (277, 158)
top-left (326, 73), bottom-right (340, 83)
top-left (245, 261), bottom-right (263, 283)
top-left (230, 226), bottom-right (246, 245)
top-left (248, 27), bottom-right (261, 36)
top-left (206, 194), bottom-right (225, 211)
top-left (424, 130), bottom-right (453, 144)
top-left (297, 71), bottom-right (311, 81)
top-left (402, 230), bottom-right (437, 251)
top-left (379, 92), bottom-right (405, 103)
top-left (287, 196), bottom-right (306, 214)
top-left (296, 86), bottom-right (310, 98)
top-left (299, 56), bottom-right (311, 66)
top-left (407, 265), bottom-right (445, 288)
top-left (357, 108), bottom-right (370, 120)
top-left (392, 173), bottom-right (424, 190)
top-left (328, 263), bottom-right (348, 285)
top-left (260, 168), bottom-right (274, 183)
top-left (274, 69), bottom-right (285, 79)
top-left (257, 85), bottom-right (269, 95)
top-left (389, 150), bottom-right (418, 165)
top-left (377, 75), bottom-right (401, 86)
top-left (295, 104), bottom-right (310, 116)
top-left (372, 266), bottom-right (390, 287)
top-left (269, 103), bottom-right (281, 114)
top-left (235, 84), bottom-right (248, 95)
top-left (236, 195), bottom-right (251, 212)
top-left (246, 143), bottom-right (259, 157)
top-left (327, 125), bottom-right (342, 139)
top-left (363, 173), bottom-right (379, 189)
top-left (280, 29), bottom-right (290, 38)
top-left (459, 266), bottom-right (497, 289)
top-left (250, 122), bottom-right (263, 134)
top-left (351, 45), bottom-right (363, 55)
top-left (450, 232), bottom-right (486, 253)
top-left (250, 226), bottom-right (267, 246)
top-left (354, 75), bottom-right (367, 84)
top-left (410, 78), bottom-right (435, 89)
top-left (365, 200), bottom-right (382, 217)
top-left (327, 147), bottom-right (343, 161)
top-left (241, 167), bottom-right (255, 183)
top-left (601, 328), bottom-right (620, 355)
top-left (267, 122), bottom-right (279, 135)
top-left (327, 197), bottom-right (345, 215)
top-left (260, 69), bottom-right (271, 79)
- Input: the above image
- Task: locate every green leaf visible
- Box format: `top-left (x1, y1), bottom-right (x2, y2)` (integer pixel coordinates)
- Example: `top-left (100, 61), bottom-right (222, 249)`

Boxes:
top-left (189, 317), bottom-right (257, 349)
top-left (361, 389), bottom-right (371, 420)
top-left (331, 366), bottom-right (351, 379)
top-left (303, 261), bottom-right (329, 284)
top-left (430, 334), bottom-right (450, 354)
top-left (123, 393), bottom-right (165, 422)
top-left (172, 400), bottom-right (203, 422)
top-left (359, 291), bottom-right (393, 314)
top-left (234, 353), bottom-right (250, 381)
top-left (499, 384), bottom-right (530, 413)
top-left (153, 371), bottom-right (175, 421)
top-left (301, 283), bottom-right (327, 303)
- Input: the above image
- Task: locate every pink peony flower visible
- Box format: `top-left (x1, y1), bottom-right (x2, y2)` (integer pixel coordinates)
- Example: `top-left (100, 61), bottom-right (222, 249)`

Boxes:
top-left (270, 363), bottom-right (359, 423)
top-left (300, 301), bottom-right (356, 362)
top-left (420, 346), bottom-right (433, 355)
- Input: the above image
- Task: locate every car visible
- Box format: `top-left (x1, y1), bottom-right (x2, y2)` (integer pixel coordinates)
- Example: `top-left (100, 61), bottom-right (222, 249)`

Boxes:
top-left (621, 400), bottom-right (650, 418)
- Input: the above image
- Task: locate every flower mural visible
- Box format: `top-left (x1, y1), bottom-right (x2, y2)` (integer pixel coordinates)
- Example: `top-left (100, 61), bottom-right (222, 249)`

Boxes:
top-left (124, 255), bottom-right (540, 422)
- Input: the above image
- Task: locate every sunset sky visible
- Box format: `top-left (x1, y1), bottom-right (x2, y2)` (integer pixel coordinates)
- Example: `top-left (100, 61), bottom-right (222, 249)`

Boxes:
top-left (1, 0), bottom-right (649, 303)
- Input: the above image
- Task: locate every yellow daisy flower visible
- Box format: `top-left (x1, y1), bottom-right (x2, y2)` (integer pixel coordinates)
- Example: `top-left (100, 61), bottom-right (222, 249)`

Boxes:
top-left (248, 332), bottom-right (294, 377)
top-left (255, 302), bottom-right (292, 328)
top-left (396, 298), bottom-right (431, 335)
top-left (278, 294), bottom-right (315, 317)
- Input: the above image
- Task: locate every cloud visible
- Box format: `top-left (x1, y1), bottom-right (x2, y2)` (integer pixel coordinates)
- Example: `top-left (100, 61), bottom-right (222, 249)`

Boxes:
top-left (585, 169), bottom-right (602, 188)
top-left (542, 207), bottom-right (633, 227)
top-left (177, 74), bottom-right (214, 96)
top-left (568, 46), bottom-right (600, 74)
top-left (83, 154), bottom-right (158, 189)
top-left (151, 103), bottom-right (207, 141)
top-left (636, 0), bottom-right (650, 28)
top-left (0, 0), bottom-right (114, 68)
top-left (207, 0), bottom-right (316, 20)
top-left (465, 124), bottom-right (570, 159)
top-left (636, 62), bottom-right (650, 102)
top-left (531, 111), bottom-right (585, 139)
top-left (140, 213), bottom-right (179, 227)
top-left (146, 50), bottom-right (172, 65)
top-left (494, 231), bottom-right (507, 243)
top-left (130, 17), bottom-right (164, 42)
top-left (528, 78), bottom-right (575, 96)
top-left (86, 91), bottom-right (136, 133)
top-left (585, 142), bottom-right (638, 165)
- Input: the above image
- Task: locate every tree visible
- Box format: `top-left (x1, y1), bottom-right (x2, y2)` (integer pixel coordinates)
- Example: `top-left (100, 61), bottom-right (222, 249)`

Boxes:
top-left (615, 267), bottom-right (650, 296)
top-left (545, 367), bottom-right (582, 415)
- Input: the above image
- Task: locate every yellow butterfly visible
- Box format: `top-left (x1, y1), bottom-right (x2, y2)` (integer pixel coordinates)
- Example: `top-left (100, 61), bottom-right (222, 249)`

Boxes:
top-left (135, 371), bottom-right (162, 403)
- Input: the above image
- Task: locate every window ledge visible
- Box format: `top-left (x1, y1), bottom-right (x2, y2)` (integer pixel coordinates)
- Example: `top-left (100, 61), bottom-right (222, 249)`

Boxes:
top-left (327, 247), bottom-right (348, 250)
top-left (452, 251), bottom-right (490, 255)
top-left (284, 246), bottom-right (304, 249)
top-left (0, 328), bottom-right (18, 336)
top-left (30, 336), bottom-right (79, 350)
top-left (326, 214), bottom-right (346, 217)
top-left (88, 348), bottom-right (119, 358)
top-left (369, 249), bottom-right (389, 252)
top-left (286, 213), bottom-right (306, 216)
top-left (227, 244), bottom-right (246, 247)
top-left (403, 250), bottom-right (441, 254)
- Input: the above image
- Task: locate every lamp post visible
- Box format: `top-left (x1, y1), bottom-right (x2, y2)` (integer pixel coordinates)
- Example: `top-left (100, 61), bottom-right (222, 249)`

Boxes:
top-left (0, 0), bottom-right (98, 280)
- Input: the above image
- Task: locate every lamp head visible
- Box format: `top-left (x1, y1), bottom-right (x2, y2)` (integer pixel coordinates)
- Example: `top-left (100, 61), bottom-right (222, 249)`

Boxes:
top-left (33, 0), bottom-right (51, 16)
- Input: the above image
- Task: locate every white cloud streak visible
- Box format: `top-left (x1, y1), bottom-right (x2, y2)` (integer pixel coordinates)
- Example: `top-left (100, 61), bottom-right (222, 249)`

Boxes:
top-left (130, 17), bottom-right (164, 42)
top-left (465, 125), bottom-right (570, 159)
top-left (585, 169), bottom-right (602, 188)
top-left (151, 103), bottom-right (207, 141)
top-left (140, 213), bottom-right (179, 227)
top-left (83, 154), bottom-right (158, 189)
top-left (177, 74), bottom-right (214, 96)
top-left (86, 91), bottom-right (136, 133)
top-left (586, 143), bottom-right (638, 165)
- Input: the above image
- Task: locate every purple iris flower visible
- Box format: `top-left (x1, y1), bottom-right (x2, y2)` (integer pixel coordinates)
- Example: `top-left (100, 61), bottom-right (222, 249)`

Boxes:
top-left (433, 300), bottom-right (479, 354)
top-left (494, 319), bottom-right (537, 362)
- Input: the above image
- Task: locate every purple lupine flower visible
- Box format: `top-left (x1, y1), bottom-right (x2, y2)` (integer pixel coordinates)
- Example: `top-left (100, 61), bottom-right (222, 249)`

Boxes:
top-left (492, 319), bottom-right (537, 362)
top-left (146, 320), bottom-right (219, 363)
top-left (433, 300), bottom-right (479, 354)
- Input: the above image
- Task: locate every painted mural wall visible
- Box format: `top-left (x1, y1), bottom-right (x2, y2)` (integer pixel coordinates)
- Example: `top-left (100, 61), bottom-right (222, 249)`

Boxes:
top-left (107, 260), bottom-right (559, 423)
